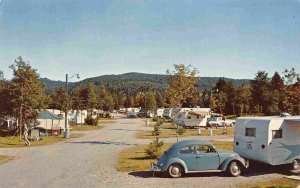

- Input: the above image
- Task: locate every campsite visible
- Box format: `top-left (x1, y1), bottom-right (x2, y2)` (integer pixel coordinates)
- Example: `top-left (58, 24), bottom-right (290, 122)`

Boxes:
top-left (1, 1), bottom-right (300, 188)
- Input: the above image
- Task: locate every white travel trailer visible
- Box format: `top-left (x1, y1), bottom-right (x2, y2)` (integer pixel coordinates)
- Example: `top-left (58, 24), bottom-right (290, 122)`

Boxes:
top-left (171, 107), bottom-right (204, 121)
top-left (176, 108), bottom-right (211, 128)
top-left (163, 108), bottom-right (173, 119)
top-left (155, 108), bottom-right (164, 117)
top-left (234, 116), bottom-right (300, 169)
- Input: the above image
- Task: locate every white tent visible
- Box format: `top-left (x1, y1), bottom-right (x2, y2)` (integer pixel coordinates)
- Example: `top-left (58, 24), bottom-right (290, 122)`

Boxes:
top-left (37, 110), bottom-right (69, 131)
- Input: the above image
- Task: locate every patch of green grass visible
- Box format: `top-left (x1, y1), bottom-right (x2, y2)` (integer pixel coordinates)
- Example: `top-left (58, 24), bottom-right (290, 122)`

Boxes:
top-left (0, 155), bottom-right (14, 165)
top-left (72, 125), bottom-right (103, 131)
top-left (237, 178), bottom-right (300, 188)
top-left (212, 140), bottom-right (233, 151)
top-left (0, 133), bottom-right (82, 148)
top-left (117, 143), bottom-right (171, 172)
top-left (136, 127), bottom-right (234, 139)
top-left (98, 119), bottom-right (117, 124)
top-left (117, 141), bottom-right (233, 172)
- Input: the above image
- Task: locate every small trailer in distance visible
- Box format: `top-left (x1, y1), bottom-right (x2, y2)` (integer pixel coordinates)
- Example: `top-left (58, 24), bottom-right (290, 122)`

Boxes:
top-left (234, 116), bottom-right (300, 170)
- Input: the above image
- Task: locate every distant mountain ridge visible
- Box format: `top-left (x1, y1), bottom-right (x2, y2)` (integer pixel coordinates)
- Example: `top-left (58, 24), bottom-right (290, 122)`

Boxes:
top-left (41, 72), bottom-right (251, 93)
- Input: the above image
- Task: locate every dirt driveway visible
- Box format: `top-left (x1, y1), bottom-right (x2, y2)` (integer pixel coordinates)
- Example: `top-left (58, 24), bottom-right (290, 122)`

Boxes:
top-left (0, 116), bottom-right (296, 188)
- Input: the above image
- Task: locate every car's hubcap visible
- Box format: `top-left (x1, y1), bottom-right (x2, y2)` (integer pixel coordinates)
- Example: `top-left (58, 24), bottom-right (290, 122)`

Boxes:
top-left (232, 165), bottom-right (239, 173)
top-left (293, 160), bottom-right (299, 169)
top-left (171, 167), bottom-right (180, 175)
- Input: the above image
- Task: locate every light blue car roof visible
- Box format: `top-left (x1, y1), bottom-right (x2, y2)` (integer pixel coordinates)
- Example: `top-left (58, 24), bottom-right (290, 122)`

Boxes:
top-left (171, 140), bottom-right (212, 151)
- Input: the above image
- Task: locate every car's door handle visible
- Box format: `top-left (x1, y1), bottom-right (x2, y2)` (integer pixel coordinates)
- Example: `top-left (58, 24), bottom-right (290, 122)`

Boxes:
top-left (196, 156), bottom-right (201, 158)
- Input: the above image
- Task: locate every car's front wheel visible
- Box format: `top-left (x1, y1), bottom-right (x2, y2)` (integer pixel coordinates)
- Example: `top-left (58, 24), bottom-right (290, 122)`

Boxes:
top-left (227, 161), bottom-right (241, 177)
top-left (167, 164), bottom-right (183, 178)
top-left (292, 159), bottom-right (300, 170)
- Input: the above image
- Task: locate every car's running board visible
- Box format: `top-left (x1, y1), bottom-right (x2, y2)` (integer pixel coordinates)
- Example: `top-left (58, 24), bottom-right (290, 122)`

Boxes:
top-left (187, 170), bottom-right (223, 173)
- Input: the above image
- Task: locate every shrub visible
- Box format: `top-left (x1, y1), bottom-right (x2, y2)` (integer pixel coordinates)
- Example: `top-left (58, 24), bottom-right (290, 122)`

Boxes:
top-left (157, 119), bottom-right (163, 126)
top-left (177, 126), bottom-right (187, 135)
top-left (144, 138), bottom-right (165, 159)
top-left (85, 116), bottom-right (98, 126)
top-left (152, 124), bottom-right (160, 136)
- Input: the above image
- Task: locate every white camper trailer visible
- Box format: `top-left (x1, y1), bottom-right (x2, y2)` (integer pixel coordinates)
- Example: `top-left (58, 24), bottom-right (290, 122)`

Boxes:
top-left (155, 108), bottom-right (164, 117)
top-left (175, 108), bottom-right (211, 128)
top-left (163, 108), bottom-right (173, 119)
top-left (234, 116), bottom-right (300, 169)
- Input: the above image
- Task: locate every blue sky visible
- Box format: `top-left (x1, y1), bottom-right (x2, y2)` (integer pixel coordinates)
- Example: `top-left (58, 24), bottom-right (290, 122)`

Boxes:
top-left (0, 0), bottom-right (300, 81)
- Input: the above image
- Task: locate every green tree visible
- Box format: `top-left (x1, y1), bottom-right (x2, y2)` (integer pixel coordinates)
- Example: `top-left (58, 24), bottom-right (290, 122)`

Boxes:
top-left (0, 71), bottom-right (11, 116)
top-left (165, 64), bottom-right (198, 107)
top-left (144, 91), bottom-right (157, 111)
top-left (236, 84), bottom-right (251, 116)
top-left (283, 69), bottom-right (300, 115)
top-left (49, 88), bottom-right (68, 112)
top-left (251, 71), bottom-right (270, 114)
top-left (155, 91), bottom-right (164, 108)
top-left (9, 57), bottom-right (47, 145)
top-left (82, 82), bottom-right (97, 116)
top-left (266, 72), bottom-right (285, 115)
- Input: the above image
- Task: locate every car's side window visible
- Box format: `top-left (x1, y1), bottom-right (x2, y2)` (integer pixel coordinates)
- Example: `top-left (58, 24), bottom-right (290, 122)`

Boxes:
top-left (179, 146), bottom-right (195, 155)
top-left (195, 145), bottom-right (215, 154)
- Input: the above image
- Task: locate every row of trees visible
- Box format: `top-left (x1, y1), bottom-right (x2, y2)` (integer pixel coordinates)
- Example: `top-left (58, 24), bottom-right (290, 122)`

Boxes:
top-left (1, 57), bottom-right (300, 133)
top-left (206, 70), bottom-right (300, 116)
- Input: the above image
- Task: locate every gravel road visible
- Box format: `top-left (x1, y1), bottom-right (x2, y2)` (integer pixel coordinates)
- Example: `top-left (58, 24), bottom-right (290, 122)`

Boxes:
top-left (0, 115), bottom-right (297, 188)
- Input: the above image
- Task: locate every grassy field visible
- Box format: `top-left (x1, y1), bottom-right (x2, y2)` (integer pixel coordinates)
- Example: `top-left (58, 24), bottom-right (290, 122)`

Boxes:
top-left (136, 126), bottom-right (234, 139)
top-left (238, 178), bottom-right (300, 188)
top-left (117, 143), bottom-right (172, 172)
top-left (0, 155), bottom-right (14, 165)
top-left (0, 133), bottom-right (82, 148)
top-left (72, 125), bottom-right (103, 131)
top-left (117, 141), bottom-right (233, 172)
top-left (98, 119), bottom-right (117, 124)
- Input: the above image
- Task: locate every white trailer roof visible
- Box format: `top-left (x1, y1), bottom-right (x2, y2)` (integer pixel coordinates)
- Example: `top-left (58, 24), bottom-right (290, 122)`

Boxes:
top-left (238, 116), bottom-right (300, 121)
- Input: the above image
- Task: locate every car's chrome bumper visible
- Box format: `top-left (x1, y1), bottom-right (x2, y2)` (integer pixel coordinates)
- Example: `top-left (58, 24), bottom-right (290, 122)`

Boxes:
top-left (150, 163), bottom-right (162, 172)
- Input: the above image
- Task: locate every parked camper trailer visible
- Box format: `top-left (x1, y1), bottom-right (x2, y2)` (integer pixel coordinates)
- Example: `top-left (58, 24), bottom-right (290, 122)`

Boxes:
top-left (234, 116), bottom-right (300, 170)
top-left (163, 108), bottom-right (173, 119)
top-left (155, 108), bottom-right (164, 117)
top-left (175, 108), bottom-right (211, 128)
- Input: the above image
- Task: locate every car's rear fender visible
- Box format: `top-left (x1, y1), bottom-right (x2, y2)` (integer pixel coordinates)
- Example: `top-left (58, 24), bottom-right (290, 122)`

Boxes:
top-left (219, 156), bottom-right (247, 171)
top-left (162, 158), bottom-right (188, 173)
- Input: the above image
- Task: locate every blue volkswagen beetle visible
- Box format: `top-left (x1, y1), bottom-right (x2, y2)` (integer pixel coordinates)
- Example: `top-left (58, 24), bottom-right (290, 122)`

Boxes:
top-left (150, 140), bottom-right (248, 178)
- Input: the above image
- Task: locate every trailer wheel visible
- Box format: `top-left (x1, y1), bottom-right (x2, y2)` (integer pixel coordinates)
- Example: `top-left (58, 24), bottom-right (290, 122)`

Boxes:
top-left (292, 159), bottom-right (300, 170)
top-left (227, 161), bottom-right (242, 177)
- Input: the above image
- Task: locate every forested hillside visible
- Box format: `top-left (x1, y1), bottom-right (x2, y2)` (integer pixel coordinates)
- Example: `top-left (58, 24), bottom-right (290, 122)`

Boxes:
top-left (41, 72), bottom-right (250, 93)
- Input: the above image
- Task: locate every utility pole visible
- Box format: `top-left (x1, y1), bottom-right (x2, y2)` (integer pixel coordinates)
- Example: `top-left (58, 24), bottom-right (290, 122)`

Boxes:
top-left (64, 74), bottom-right (69, 139)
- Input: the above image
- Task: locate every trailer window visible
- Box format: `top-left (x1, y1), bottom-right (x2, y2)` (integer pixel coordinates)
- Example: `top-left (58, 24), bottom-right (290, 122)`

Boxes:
top-left (245, 128), bottom-right (256, 137)
top-left (272, 130), bottom-right (282, 139)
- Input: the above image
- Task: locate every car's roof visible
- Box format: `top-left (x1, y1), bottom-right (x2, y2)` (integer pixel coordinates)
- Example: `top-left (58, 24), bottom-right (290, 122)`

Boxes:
top-left (172, 140), bottom-right (212, 150)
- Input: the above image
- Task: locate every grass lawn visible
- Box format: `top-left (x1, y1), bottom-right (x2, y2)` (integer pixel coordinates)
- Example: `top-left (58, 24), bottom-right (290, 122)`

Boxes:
top-left (0, 133), bottom-right (82, 148)
top-left (117, 141), bottom-right (233, 172)
top-left (136, 127), bottom-right (234, 139)
top-left (72, 125), bottom-right (103, 131)
top-left (238, 178), bottom-right (300, 188)
top-left (98, 119), bottom-right (117, 124)
top-left (0, 155), bottom-right (14, 165)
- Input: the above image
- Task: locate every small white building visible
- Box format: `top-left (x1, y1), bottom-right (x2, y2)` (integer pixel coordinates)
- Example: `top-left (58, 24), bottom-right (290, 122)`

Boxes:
top-left (68, 110), bottom-right (88, 124)
top-left (234, 116), bottom-right (300, 167)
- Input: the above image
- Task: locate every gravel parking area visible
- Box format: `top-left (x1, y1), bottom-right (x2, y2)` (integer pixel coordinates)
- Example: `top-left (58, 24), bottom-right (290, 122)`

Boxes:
top-left (0, 115), bottom-right (297, 188)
